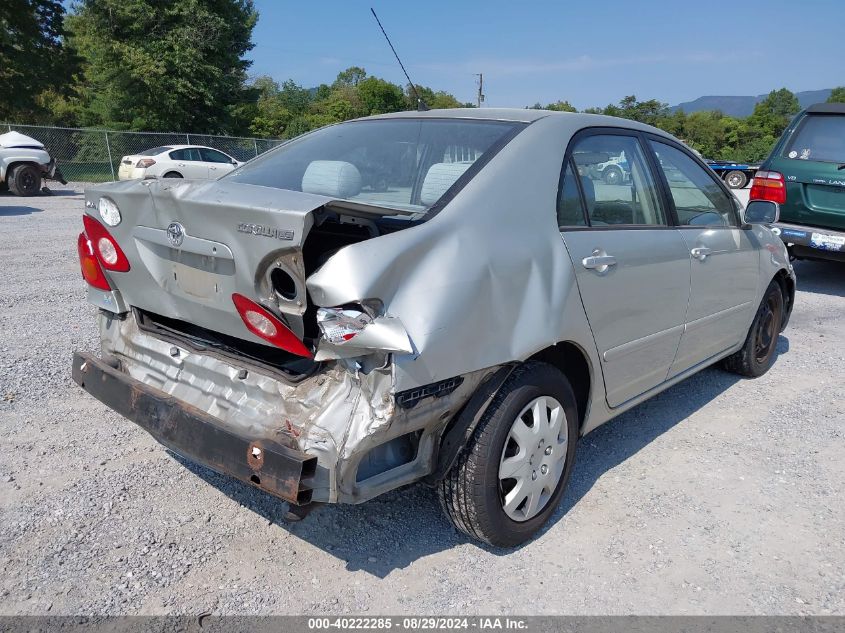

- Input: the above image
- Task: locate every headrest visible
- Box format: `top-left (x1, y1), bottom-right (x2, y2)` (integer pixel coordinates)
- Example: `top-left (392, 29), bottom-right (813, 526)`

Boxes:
top-left (301, 160), bottom-right (362, 198)
top-left (420, 162), bottom-right (473, 206)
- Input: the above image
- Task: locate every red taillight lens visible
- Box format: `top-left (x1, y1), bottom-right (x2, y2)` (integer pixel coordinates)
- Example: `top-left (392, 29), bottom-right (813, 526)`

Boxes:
top-left (750, 170), bottom-right (786, 205)
top-left (77, 232), bottom-right (111, 290)
top-left (82, 214), bottom-right (130, 272)
top-left (231, 293), bottom-right (312, 358)
top-left (136, 158), bottom-right (156, 168)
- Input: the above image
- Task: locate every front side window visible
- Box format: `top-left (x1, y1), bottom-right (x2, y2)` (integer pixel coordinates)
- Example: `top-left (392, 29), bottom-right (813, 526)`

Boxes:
top-left (566, 134), bottom-right (666, 226)
top-left (651, 141), bottom-right (737, 227)
top-left (226, 119), bottom-right (524, 213)
top-left (784, 114), bottom-right (845, 163)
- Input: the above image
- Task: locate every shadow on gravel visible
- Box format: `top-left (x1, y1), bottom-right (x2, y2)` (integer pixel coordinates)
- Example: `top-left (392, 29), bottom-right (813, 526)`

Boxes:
top-left (0, 187), bottom-right (80, 199)
top-left (794, 260), bottom-right (845, 298)
top-left (554, 366), bottom-right (744, 522)
top-left (0, 205), bottom-right (42, 215)
top-left (173, 342), bottom-right (791, 575)
top-left (173, 452), bottom-right (463, 577)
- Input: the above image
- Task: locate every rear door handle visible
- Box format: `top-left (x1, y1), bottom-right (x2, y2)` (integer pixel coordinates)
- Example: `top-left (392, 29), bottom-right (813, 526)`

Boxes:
top-left (691, 247), bottom-right (712, 261)
top-left (582, 250), bottom-right (617, 272)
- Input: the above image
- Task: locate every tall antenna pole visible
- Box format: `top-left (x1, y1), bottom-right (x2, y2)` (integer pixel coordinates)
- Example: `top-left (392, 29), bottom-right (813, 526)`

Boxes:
top-left (370, 8), bottom-right (427, 110)
top-left (475, 73), bottom-right (484, 108)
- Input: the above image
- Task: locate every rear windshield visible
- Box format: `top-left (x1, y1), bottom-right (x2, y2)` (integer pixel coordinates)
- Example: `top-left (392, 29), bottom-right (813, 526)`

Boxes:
top-left (784, 115), bottom-right (845, 163)
top-left (225, 118), bottom-right (523, 212)
top-left (140, 146), bottom-right (173, 155)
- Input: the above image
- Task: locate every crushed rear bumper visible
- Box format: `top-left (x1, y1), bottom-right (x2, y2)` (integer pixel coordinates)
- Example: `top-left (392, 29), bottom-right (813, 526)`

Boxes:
top-left (71, 351), bottom-right (317, 505)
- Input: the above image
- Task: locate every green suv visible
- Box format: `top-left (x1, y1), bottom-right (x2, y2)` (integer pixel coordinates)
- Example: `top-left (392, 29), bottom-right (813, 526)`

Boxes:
top-left (752, 103), bottom-right (845, 262)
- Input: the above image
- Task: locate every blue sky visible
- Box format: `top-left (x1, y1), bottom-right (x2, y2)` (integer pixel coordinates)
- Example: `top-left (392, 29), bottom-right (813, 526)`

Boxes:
top-left (250, 0), bottom-right (841, 108)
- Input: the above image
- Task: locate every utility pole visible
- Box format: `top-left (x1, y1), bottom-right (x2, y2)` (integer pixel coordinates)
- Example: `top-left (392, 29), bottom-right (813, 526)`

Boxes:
top-left (475, 73), bottom-right (484, 108)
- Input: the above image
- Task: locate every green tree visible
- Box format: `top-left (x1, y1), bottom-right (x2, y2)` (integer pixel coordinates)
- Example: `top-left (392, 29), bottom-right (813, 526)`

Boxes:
top-left (607, 95), bottom-right (669, 126)
top-left (356, 76), bottom-right (406, 115)
top-left (332, 66), bottom-right (367, 88)
top-left (410, 85), bottom-right (469, 110)
top-left (528, 100), bottom-right (577, 112)
top-left (67, 0), bottom-right (257, 132)
top-left (682, 111), bottom-right (730, 159)
top-left (747, 88), bottom-right (800, 138)
top-left (827, 87), bottom-right (845, 103)
top-left (0, 0), bottom-right (76, 121)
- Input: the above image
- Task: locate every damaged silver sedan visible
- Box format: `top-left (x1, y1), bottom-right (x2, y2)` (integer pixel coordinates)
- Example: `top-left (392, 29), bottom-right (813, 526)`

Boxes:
top-left (73, 109), bottom-right (795, 546)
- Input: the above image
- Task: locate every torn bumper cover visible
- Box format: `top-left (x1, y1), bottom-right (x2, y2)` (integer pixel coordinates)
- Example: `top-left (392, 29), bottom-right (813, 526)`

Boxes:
top-left (71, 351), bottom-right (317, 505)
top-left (73, 312), bottom-right (494, 506)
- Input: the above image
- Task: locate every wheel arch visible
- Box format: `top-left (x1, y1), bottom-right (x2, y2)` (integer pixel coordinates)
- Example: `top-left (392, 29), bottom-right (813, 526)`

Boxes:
top-left (773, 268), bottom-right (795, 331)
top-left (427, 340), bottom-right (594, 483)
top-left (3, 160), bottom-right (40, 182)
top-left (527, 341), bottom-right (592, 431)
top-left (162, 170), bottom-right (183, 178)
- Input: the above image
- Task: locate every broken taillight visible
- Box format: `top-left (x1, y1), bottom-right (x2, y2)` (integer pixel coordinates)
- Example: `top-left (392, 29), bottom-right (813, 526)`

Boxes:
top-left (77, 232), bottom-right (111, 290)
top-left (316, 307), bottom-right (373, 344)
top-left (136, 158), bottom-right (156, 168)
top-left (231, 293), bottom-right (312, 358)
top-left (82, 214), bottom-right (130, 272)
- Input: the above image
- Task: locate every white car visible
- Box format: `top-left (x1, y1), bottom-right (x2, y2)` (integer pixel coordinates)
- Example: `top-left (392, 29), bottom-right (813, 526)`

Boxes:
top-left (0, 131), bottom-right (66, 196)
top-left (117, 145), bottom-right (242, 181)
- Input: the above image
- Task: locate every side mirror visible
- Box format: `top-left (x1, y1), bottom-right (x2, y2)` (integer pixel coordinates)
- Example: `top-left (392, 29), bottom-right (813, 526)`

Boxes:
top-left (231, 159), bottom-right (239, 166)
top-left (743, 200), bottom-right (779, 225)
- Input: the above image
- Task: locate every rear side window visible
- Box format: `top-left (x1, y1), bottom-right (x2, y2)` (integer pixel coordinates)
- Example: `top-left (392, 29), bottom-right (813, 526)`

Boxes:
top-left (784, 115), bottom-right (845, 163)
top-left (565, 134), bottom-right (666, 227)
top-left (557, 161), bottom-right (587, 227)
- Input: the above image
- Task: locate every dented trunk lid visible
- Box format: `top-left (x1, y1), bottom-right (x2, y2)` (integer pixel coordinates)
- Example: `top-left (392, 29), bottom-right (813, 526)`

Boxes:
top-left (84, 179), bottom-right (369, 347)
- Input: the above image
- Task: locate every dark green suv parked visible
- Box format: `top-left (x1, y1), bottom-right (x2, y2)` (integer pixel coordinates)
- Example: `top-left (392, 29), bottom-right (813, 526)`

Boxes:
top-left (752, 103), bottom-right (845, 262)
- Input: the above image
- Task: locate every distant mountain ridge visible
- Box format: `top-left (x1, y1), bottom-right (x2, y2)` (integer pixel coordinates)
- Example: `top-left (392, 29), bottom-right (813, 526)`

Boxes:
top-left (671, 89), bottom-right (832, 117)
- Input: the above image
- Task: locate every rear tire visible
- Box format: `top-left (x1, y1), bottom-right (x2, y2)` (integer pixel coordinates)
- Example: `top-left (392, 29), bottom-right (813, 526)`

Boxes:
top-left (8, 164), bottom-right (41, 196)
top-left (722, 280), bottom-right (783, 377)
top-left (438, 362), bottom-right (579, 547)
top-left (603, 166), bottom-right (623, 186)
top-left (724, 170), bottom-right (747, 189)
top-left (162, 171), bottom-right (183, 178)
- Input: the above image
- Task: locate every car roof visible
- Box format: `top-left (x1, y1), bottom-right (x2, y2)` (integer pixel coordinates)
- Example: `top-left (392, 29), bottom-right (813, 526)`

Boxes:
top-left (159, 145), bottom-right (219, 151)
top-left (358, 107), bottom-right (678, 140)
top-left (805, 102), bottom-right (845, 115)
top-left (362, 108), bottom-right (551, 123)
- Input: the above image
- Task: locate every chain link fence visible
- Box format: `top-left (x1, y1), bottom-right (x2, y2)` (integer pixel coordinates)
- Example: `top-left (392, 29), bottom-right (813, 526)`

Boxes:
top-left (2, 123), bottom-right (283, 183)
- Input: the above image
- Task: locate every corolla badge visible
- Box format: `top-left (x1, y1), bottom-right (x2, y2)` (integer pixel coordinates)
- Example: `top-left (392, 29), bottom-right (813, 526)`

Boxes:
top-left (166, 222), bottom-right (185, 247)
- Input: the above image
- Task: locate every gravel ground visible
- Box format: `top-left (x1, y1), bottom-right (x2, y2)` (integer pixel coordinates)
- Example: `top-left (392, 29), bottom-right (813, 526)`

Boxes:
top-left (0, 184), bottom-right (843, 616)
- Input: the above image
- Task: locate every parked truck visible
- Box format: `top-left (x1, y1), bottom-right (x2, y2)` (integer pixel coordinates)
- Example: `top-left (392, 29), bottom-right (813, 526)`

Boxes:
top-left (705, 159), bottom-right (760, 189)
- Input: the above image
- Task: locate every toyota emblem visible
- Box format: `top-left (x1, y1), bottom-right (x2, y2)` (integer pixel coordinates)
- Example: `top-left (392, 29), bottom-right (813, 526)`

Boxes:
top-left (166, 222), bottom-right (185, 247)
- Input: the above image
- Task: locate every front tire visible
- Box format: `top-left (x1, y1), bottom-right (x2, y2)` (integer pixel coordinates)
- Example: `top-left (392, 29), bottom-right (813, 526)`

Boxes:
top-left (724, 170), bottom-right (747, 189)
top-left (8, 164), bottom-right (42, 196)
top-left (438, 362), bottom-right (579, 547)
top-left (722, 280), bottom-right (784, 377)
